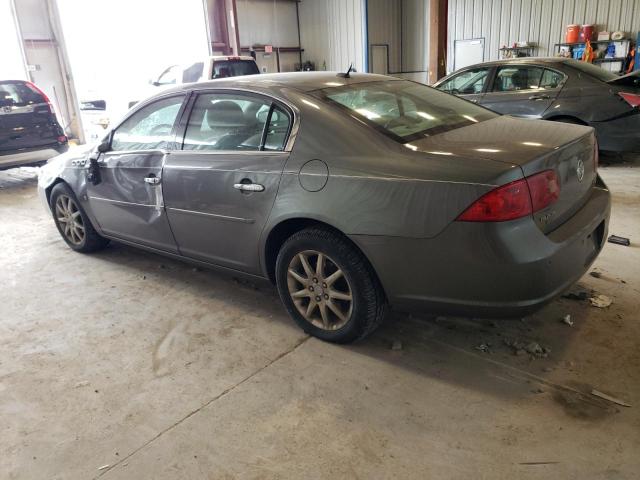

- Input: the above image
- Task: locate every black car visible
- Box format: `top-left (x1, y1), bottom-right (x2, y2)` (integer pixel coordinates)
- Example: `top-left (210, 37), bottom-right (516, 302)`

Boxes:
top-left (0, 80), bottom-right (68, 170)
top-left (434, 58), bottom-right (640, 152)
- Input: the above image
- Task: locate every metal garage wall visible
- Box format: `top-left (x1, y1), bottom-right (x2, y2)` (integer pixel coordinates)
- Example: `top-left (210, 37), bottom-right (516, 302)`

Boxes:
top-left (366, 0), bottom-right (429, 82)
top-left (236, 0), bottom-right (301, 72)
top-left (367, 0), bottom-right (402, 73)
top-left (299, 0), bottom-right (366, 72)
top-left (447, 0), bottom-right (640, 73)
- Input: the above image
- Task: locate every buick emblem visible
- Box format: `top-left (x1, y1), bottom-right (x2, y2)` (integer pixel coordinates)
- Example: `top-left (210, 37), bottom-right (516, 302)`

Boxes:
top-left (576, 158), bottom-right (585, 182)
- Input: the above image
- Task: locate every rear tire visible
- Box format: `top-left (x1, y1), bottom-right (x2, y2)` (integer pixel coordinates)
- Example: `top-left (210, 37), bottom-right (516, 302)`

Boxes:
top-left (275, 227), bottom-right (386, 343)
top-left (50, 182), bottom-right (109, 253)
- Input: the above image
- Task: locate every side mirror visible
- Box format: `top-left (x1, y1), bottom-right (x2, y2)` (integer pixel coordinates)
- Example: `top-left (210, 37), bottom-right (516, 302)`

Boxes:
top-left (87, 134), bottom-right (111, 185)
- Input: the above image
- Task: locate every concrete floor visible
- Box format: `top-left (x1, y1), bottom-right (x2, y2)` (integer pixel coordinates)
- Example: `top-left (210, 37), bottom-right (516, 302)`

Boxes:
top-left (1, 157), bottom-right (639, 480)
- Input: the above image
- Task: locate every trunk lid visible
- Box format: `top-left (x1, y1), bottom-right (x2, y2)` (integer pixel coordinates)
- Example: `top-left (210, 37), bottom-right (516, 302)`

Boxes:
top-left (410, 116), bottom-right (597, 233)
top-left (605, 69), bottom-right (640, 88)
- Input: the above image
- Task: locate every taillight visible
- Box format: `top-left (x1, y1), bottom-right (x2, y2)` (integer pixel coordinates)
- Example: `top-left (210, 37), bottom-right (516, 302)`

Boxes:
top-left (457, 178), bottom-right (532, 222)
top-left (25, 81), bottom-right (55, 114)
top-left (457, 170), bottom-right (560, 222)
top-left (57, 135), bottom-right (67, 144)
top-left (618, 92), bottom-right (640, 108)
top-left (526, 170), bottom-right (560, 212)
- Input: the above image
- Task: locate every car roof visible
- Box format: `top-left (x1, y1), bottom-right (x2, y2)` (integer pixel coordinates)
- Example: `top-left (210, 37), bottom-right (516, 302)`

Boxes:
top-left (209, 55), bottom-right (256, 62)
top-left (459, 57), bottom-right (568, 70)
top-left (169, 72), bottom-right (397, 94)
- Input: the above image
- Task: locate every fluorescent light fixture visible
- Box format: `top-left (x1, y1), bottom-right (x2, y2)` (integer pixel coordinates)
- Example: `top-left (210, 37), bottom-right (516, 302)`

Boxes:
top-left (416, 111), bottom-right (436, 120)
top-left (462, 115), bottom-right (478, 123)
top-left (355, 108), bottom-right (381, 120)
top-left (301, 99), bottom-right (320, 109)
top-left (476, 148), bottom-right (501, 153)
top-left (427, 151), bottom-right (453, 156)
top-left (325, 82), bottom-right (342, 86)
top-left (522, 141), bottom-right (543, 147)
top-left (405, 144), bottom-right (418, 151)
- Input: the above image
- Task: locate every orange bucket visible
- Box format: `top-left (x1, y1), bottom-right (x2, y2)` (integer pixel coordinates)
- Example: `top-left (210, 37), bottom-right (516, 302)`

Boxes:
top-left (566, 24), bottom-right (580, 43)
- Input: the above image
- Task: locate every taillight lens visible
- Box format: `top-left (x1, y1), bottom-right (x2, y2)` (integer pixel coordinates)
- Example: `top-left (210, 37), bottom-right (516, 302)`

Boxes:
top-left (618, 92), bottom-right (640, 108)
top-left (457, 170), bottom-right (560, 222)
top-left (457, 179), bottom-right (532, 222)
top-left (25, 81), bottom-right (55, 114)
top-left (526, 170), bottom-right (560, 212)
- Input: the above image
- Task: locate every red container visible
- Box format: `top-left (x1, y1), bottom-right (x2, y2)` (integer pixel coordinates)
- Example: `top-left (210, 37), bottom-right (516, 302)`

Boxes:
top-left (566, 24), bottom-right (580, 43)
top-left (580, 24), bottom-right (595, 41)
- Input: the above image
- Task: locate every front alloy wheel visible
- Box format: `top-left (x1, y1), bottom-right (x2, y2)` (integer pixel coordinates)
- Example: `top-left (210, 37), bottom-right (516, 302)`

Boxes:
top-left (55, 194), bottom-right (85, 245)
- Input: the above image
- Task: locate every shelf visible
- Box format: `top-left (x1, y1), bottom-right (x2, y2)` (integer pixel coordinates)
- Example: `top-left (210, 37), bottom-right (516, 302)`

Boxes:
top-left (555, 40), bottom-right (628, 47)
top-left (499, 46), bottom-right (535, 51)
top-left (593, 57), bottom-right (626, 63)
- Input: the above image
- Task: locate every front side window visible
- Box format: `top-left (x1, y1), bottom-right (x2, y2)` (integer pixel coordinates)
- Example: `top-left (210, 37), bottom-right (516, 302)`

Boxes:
top-left (111, 96), bottom-right (184, 151)
top-left (317, 80), bottom-right (497, 143)
top-left (182, 93), bottom-right (291, 151)
top-left (437, 68), bottom-right (490, 95)
top-left (492, 66), bottom-right (544, 92)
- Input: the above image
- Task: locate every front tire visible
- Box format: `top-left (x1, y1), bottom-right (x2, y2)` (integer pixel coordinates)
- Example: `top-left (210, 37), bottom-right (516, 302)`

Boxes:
top-left (275, 227), bottom-right (386, 343)
top-left (50, 182), bottom-right (109, 253)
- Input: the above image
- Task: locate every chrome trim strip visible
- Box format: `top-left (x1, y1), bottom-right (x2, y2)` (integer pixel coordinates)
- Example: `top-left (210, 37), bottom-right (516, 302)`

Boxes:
top-left (281, 171), bottom-right (496, 187)
top-left (89, 196), bottom-right (156, 208)
top-left (167, 207), bottom-right (254, 224)
top-left (163, 165), bottom-right (280, 174)
top-left (165, 150), bottom-right (286, 157)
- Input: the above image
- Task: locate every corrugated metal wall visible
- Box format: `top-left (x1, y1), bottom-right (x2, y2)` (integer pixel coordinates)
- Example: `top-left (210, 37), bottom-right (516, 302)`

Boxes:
top-left (447, 0), bottom-right (640, 73)
top-left (367, 0), bottom-right (402, 72)
top-left (299, 0), bottom-right (365, 72)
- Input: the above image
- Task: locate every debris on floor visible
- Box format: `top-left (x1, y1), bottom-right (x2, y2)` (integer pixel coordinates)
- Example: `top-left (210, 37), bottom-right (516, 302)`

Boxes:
top-left (589, 271), bottom-right (602, 279)
top-left (590, 294), bottom-right (613, 308)
top-left (562, 314), bottom-right (574, 326)
top-left (97, 465), bottom-right (110, 471)
top-left (391, 340), bottom-right (403, 351)
top-left (562, 290), bottom-right (590, 301)
top-left (475, 342), bottom-right (491, 353)
top-left (591, 389), bottom-right (632, 407)
top-left (503, 339), bottom-right (550, 358)
top-left (607, 235), bottom-right (631, 246)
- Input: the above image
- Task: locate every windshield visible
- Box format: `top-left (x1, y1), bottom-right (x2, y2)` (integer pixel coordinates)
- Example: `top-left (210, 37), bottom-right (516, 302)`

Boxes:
top-left (315, 80), bottom-right (498, 143)
top-left (212, 60), bottom-right (260, 79)
top-left (0, 81), bottom-right (46, 107)
top-left (564, 59), bottom-right (619, 82)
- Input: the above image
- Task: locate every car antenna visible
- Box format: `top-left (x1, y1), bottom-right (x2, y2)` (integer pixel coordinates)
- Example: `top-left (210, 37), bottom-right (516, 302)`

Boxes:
top-left (337, 63), bottom-right (355, 78)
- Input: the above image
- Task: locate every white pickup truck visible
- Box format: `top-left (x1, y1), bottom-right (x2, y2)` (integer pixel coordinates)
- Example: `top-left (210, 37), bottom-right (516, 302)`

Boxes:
top-left (130, 55), bottom-right (260, 108)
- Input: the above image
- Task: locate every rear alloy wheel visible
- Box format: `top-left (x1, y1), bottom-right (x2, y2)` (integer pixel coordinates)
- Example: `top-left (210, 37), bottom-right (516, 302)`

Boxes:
top-left (50, 182), bottom-right (109, 253)
top-left (276, 227), bottom-right (386, 343)
top-left (287, 250), bottom-right (353, 330)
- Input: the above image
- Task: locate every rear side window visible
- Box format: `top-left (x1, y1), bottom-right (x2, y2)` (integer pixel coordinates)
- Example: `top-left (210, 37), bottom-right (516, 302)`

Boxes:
top-left (0, 81), bottom-right (46, 107)
top-left (182, 92), bottom-right (290, 151)
top-left (111, 96), bottom-right (184, 151)
top-left (212, 60), bottom-right (260, 79)
top-left (540, 69), bottom-right (565, 89)
top-left (493, 66), bottom-right (544, 92)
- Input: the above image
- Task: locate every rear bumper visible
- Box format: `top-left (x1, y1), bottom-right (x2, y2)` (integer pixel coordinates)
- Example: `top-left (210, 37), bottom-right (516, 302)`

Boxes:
top-left (592, 111), bottom-right (640, 152)
top-left (0, 144), bottom-right (68, 169)
top-left (351, 180), bottom-right (611, 318)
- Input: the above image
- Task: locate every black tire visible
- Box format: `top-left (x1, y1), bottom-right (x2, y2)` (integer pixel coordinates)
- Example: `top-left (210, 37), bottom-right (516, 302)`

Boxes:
top-left (50, 182), bottom-right (109, 253)
top-left (275, 227), bottom-right (386, 343)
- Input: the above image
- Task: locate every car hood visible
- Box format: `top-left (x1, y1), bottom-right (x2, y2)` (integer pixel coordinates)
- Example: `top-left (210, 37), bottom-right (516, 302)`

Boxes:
top-left (408, 115), bottom-right (592, 168)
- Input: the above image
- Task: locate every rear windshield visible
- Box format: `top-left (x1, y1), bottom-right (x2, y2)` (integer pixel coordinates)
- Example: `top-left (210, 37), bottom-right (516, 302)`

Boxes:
top-left (564, 59), bottom-right (619, 82)
top-left (0, 81), bottom-right (46, 107)
top-left (315, 80), bottom-right (498, 143)
top-left (212, 60), bottom-right (260, 79)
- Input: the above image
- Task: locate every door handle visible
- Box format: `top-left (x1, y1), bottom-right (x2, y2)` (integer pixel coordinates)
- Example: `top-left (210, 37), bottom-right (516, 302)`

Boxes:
top-left (144, 175), bottom-right (161, 185)
top-left (529, 94), bottom-right (550, 101)
top-left (233, 183), bottom-right (264, 192)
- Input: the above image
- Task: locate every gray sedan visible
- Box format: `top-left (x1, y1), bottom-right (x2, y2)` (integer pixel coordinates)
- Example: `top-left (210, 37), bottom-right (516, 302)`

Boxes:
top-left (38, 72), bottom-right (610, 343)
top-left (434, 58), bottom-right (640, 152)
